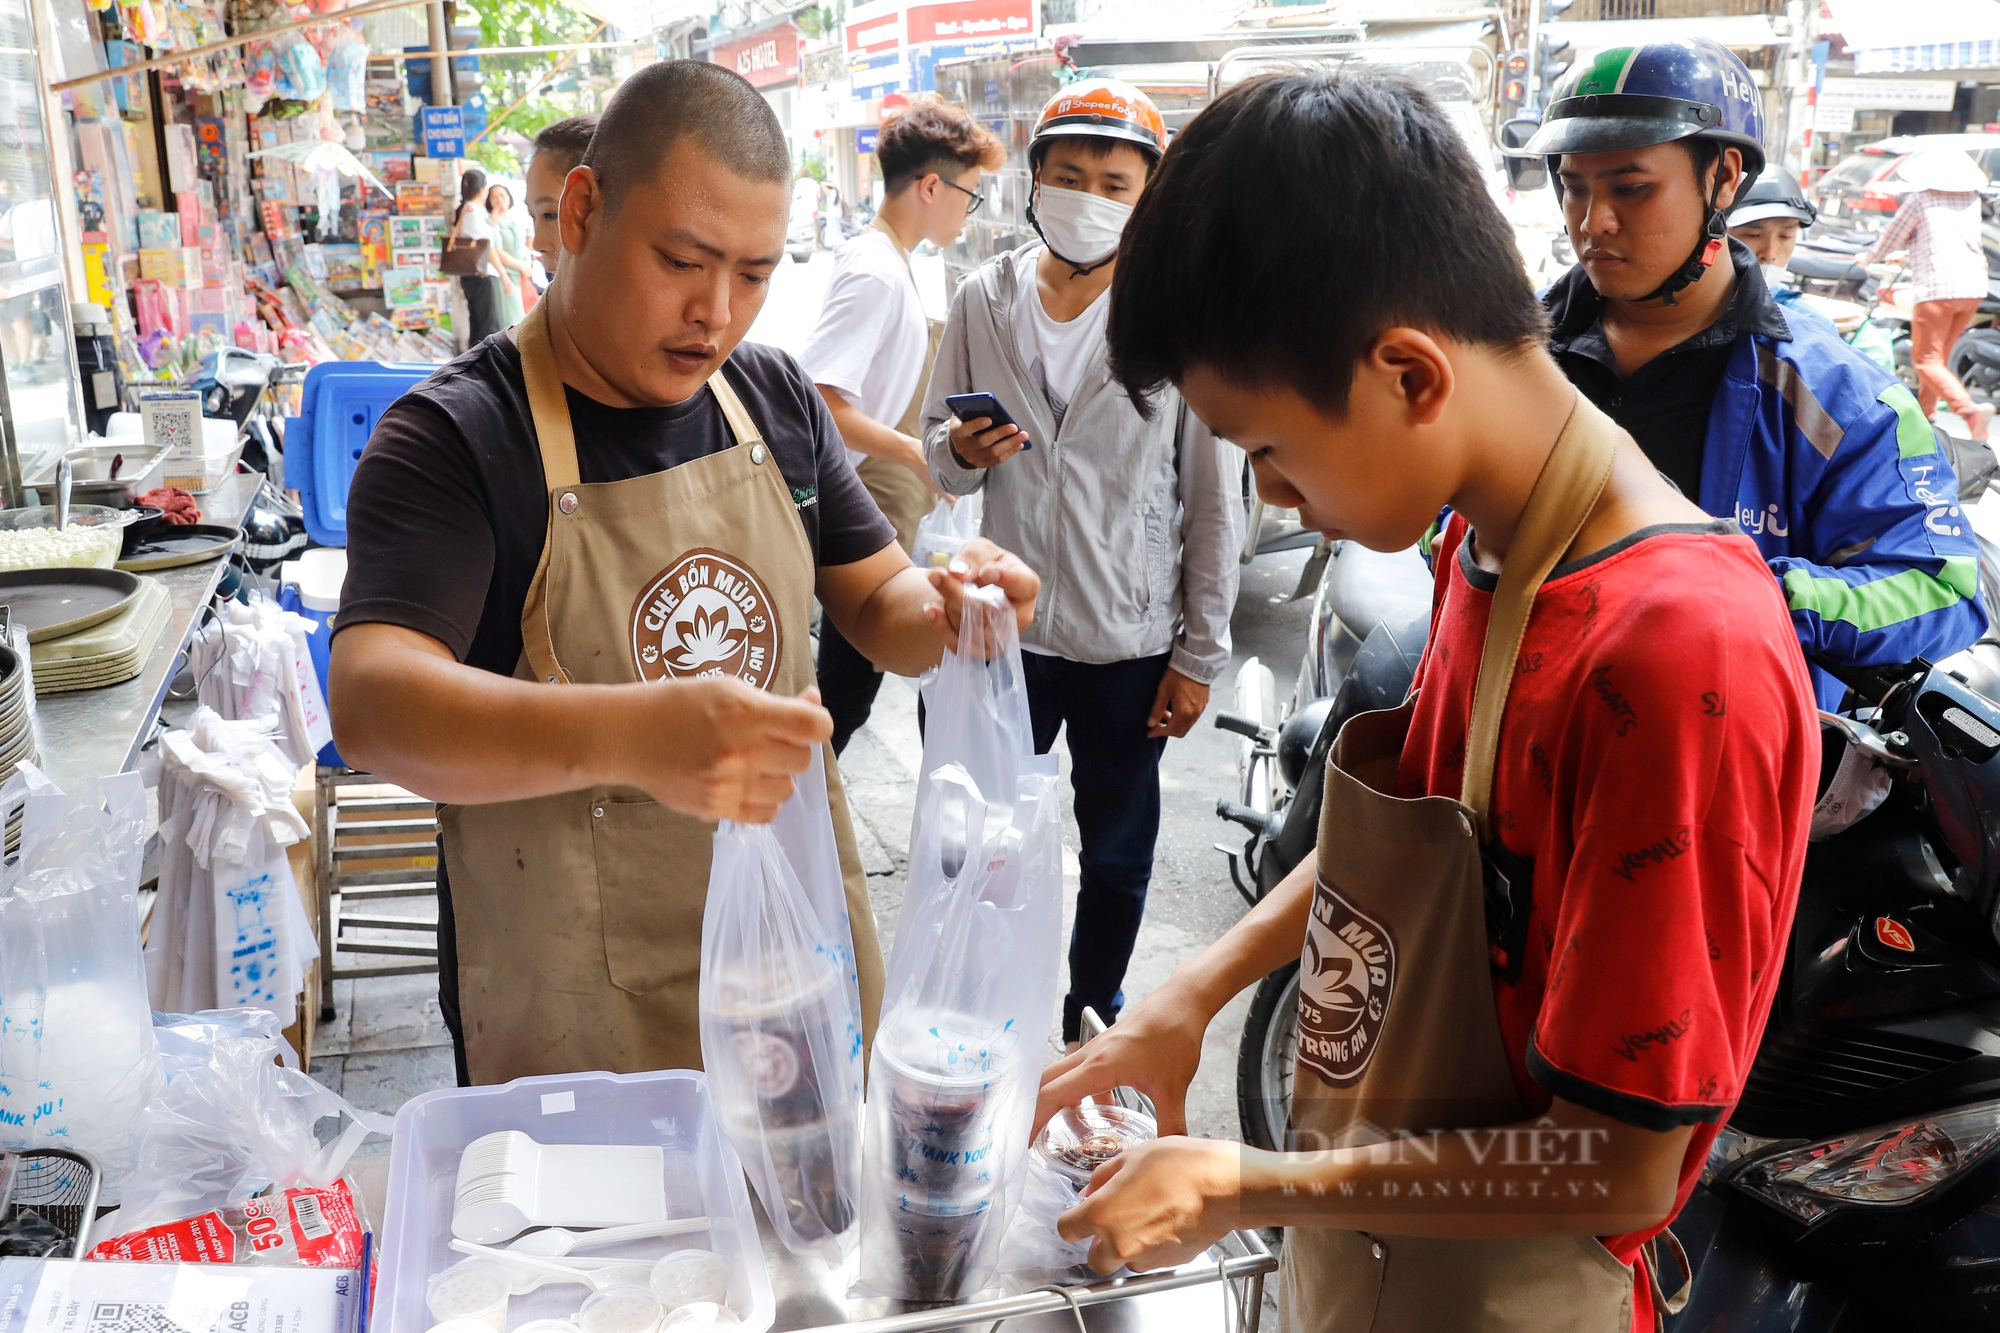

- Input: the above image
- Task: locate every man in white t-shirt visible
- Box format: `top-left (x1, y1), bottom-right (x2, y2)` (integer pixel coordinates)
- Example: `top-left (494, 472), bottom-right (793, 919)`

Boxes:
top-left (800, 96), bottom-right (1003, 753)
top-left (924, 81), bottom-right (1240, 1048)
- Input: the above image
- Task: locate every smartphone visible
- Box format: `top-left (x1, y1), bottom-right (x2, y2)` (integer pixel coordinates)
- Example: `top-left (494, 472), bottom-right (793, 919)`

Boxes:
top-left (945, 392), bottom-right (1031, 448)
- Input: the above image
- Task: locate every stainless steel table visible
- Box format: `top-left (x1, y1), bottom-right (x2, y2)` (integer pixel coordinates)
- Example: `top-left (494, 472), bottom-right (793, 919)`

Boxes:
top-left (756, 1213), bottom-right (1275, 1333)
top-left (32, 469), bottom-right (262, 788)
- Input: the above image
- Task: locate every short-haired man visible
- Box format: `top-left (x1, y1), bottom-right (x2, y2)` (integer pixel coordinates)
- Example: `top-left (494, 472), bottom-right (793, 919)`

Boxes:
top-left (1525, 38), bottom-right (1985, 709)
top-left (1036, 66), bottom-right (1816, 1331)
top-left (925, 81), bottom-right (1240, 1048)
top-left (330, 62), bottom-right (1037, 1085)
top-left (800, 95), bottom-right (1003, 753)
top-left (525, 114), bottom-right (597, 271)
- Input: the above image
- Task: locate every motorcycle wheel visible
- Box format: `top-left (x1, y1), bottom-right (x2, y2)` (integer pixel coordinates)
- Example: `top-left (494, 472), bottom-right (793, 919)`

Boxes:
top-left (1237, 961), bottom-right (1299, 1152)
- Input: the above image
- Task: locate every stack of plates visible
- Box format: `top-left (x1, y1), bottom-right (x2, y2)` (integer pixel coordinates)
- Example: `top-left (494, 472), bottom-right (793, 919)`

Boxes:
top-left (31, 577), bottom-right (173, 696)
top-left (0, 645), bottom-right (37, 786)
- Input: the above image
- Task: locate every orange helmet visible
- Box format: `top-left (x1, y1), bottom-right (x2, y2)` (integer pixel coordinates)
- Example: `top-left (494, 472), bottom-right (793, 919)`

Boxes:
top-left (1031, 79), bottom-right (1166, 163)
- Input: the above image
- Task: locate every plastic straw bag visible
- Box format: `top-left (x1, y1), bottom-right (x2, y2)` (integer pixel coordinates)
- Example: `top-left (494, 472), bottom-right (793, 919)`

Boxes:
top-left (0, 765), bottom-right (163, 1201)
top-left (700, 745), bottom-right (866, 1263)
top-left (858, 587), bottom-right (1064, 1301)
top-left (113, 1008), bottom-right (389, 1234)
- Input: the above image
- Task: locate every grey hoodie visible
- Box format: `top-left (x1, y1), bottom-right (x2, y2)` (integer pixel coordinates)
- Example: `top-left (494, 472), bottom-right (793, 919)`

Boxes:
top-left (922, 245), bottom-right (1241, 684)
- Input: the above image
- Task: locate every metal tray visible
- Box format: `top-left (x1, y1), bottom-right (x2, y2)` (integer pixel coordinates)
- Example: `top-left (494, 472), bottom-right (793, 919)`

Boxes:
top-left (0, 568), bottom-right (143, 642)
top-left (27, 444), bottom-right (170, 508)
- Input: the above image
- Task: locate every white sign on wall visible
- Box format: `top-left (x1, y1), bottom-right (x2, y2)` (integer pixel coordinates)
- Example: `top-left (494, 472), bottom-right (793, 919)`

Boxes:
top-left (1819, 77), bottom-right (1959, 112)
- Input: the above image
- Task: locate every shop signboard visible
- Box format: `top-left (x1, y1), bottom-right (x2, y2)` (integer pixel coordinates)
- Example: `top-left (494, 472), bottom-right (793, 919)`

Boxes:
top-left (714, 21), bottom-right (803, 89)
top-left (419, 106), bottom-right (466, 159)
top-left (1818, 77), bottom-right (1958, 112)
top-left (845, 0), bottom-right (1038, 95)
top-left (857, 127), bottom-right (880, 153)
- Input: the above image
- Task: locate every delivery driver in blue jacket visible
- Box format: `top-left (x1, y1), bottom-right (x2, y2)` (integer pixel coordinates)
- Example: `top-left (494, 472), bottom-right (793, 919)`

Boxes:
top-left (1520, 36), bottom-right (1987, 707)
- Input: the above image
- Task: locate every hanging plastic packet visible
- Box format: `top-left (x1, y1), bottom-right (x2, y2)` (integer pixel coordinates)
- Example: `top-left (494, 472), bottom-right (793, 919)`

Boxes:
top-left (699, 746), bottom-right (865, 1264)
top-left (0, 766), bottom-right (163, 1201)
top-left (858, 587), bottom-right (1064, 1302)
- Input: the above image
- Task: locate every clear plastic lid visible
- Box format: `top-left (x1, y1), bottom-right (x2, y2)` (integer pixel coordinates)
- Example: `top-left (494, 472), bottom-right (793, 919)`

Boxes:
top-left (1035, 1102), bottom-right (1157, 1185)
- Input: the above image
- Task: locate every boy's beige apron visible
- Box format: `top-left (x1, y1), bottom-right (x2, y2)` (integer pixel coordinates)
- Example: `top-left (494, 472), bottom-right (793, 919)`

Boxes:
top-left (1283, 394), bottom-right (1674, 1333)
top-left (852, 215), bottom-right (944, 553)
top-left (439, 297), bottom-right (886, 1085)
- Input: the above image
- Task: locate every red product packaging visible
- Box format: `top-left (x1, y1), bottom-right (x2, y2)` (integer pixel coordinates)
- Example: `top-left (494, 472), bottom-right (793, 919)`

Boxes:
top-left (87, 1211), bottom-right (238, 1263)
top-left (241, 1180), bottom-right (367, 1269)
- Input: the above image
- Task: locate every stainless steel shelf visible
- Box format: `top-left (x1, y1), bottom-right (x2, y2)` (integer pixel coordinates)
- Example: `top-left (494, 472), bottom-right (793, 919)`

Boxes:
top-left (32, 469), bottom-right (263, 789)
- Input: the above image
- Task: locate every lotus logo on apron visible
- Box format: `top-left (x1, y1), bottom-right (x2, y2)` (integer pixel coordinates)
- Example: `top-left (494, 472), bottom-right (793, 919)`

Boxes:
top-left (630, 547), bottom-right (783, 688)
top-left (1297, 876), bottom-right (1397, 1087)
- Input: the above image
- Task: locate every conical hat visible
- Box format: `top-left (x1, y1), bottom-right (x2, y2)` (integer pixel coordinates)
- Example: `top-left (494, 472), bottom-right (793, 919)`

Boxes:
top-left (1892, 147), bottom-right (1990, 194)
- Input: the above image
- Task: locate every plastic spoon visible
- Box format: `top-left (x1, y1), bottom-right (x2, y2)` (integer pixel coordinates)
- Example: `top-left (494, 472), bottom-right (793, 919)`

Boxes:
top-left (449, 1238), bottom-right (653, 1295)
top-left (507, 1217), bottom-right (710, 1258)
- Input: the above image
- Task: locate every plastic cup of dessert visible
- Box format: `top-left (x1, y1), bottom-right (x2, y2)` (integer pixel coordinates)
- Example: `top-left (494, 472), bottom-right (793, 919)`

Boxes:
top-left (426, 1261), bottom-right (512, 1332)
top-left (649, 1250), bottom-right (732, 1311)
top-left (578, 1286), bottom-right (666, 1333)
top-left (658, 1304), bottom-right (742, 1333)
top-left (1035, 1101), bottom-right (1158, 1188)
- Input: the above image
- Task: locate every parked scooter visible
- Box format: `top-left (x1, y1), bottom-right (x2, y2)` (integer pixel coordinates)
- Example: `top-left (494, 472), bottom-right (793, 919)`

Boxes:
top-left (1669, 647), bottom-right (2000, 1331)
top-left (1213, 539), bottom-right (1432, 1149)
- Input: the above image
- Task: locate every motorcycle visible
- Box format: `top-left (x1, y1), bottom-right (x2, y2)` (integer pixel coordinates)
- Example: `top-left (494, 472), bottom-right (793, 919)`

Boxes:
top-left (1212, 538), bottom-right (1432, 1150)
top-left (182, 347), bottom-right (310, 578)
top-left (1669, 649), bottom-right (2000, 1331)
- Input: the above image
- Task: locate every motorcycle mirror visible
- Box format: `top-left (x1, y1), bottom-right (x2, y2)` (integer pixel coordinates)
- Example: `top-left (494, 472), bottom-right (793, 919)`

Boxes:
top-left (1499, 117), bottom-right (1548, 192)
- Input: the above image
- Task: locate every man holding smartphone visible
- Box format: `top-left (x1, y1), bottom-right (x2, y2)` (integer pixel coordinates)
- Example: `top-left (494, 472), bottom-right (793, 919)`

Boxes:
top-left (923, 81), bottom-right (1241, 1048)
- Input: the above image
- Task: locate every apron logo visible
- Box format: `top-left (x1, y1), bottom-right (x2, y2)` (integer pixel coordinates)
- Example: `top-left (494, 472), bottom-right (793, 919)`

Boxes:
top-left (1297, 877), bottom-right (1397, 1088)
top-left (630, 548), bottom-right (783, 688)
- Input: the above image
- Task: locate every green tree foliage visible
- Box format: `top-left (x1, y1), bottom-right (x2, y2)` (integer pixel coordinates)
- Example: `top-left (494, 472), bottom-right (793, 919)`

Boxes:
top-left (453, 0), bottom-right (607, 150)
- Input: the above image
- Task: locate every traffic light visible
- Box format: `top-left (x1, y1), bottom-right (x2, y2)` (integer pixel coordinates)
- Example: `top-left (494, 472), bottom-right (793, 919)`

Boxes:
top-left (1537, 33), bottom-right (1574, 103)
top-left (1501, 50), bottom-right (1529, 107)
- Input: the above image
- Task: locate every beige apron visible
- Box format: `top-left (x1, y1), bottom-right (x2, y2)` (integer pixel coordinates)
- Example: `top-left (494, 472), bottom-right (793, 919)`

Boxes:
top-left (1281, 394), bottom-right (1647, 1333)
top-left (440, 298), bottom-right (886, 1085)
top-left (852, 216), bottom-right (943, 554)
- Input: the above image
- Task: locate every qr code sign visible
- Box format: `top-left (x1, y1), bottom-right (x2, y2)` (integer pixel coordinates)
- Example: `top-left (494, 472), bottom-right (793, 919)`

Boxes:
top-left (88, 1302), bottom-right (195, 1333)
top-left (140, 392), bottom-right (204, 465)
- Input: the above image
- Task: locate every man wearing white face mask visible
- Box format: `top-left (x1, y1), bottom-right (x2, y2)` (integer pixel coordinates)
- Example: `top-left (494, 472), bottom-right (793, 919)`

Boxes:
top-left (923, 80), bottom-right (1241, 1049)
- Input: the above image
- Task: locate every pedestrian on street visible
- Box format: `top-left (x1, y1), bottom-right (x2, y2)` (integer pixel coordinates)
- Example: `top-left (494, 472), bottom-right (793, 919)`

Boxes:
top-left (329, 60), bottom-right (1039, 1086)
top-left (447, 168), bottom-right (504, 345)
top-left (1523, 37), bottom-right (1986, 711)
top-left (485, 184), bottom-right (532, 327)
top-left (800, 95), bottom-right (1004, 753)
top-left (1037, 66), bottom-right (1818, 1333)
top-left (924, 80), bottom-right (1241, 1048)
top-left (1865, 147), bottom-right (1994, 439)
top-left (525, 115), bottom-right (598, 274)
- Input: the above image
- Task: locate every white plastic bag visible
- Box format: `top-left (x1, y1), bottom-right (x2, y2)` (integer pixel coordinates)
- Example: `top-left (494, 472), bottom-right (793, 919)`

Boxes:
top-left (115, 1007), bottom-right (391, 1234)
top-left (144, 709), bottom-right (317, 1027)
top-left (911, 493), bottom-right (983, 572)
top-left (700, 745), bottom-right (866, 1263)
top-left (0, 765), bottom-right (164, 1201)
top-left (997, 1158), bottom-right (1092, 1276)
top-left (859, 588), bottom-right (1064, 1302)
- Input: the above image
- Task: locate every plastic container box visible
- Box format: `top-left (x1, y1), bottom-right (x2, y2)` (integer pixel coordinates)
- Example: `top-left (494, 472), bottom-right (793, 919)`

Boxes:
top-left (373, 1070), bottom-right (773, 1333)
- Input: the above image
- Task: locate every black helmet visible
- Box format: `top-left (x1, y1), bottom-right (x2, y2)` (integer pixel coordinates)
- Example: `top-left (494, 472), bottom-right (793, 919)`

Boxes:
top-left (1524, 37), bottom-right (1767, 305)
top-left (1728, 167), bottom-right (1817, 229)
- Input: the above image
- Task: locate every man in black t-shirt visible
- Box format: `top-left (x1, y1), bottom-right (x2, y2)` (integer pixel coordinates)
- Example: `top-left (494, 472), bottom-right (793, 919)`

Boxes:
top-left (329, 60), bottom-right (1038, 1084)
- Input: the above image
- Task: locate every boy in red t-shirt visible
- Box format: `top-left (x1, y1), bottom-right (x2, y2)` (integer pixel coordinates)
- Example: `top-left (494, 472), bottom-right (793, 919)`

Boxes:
top-left (1032, 67), bottom-right (1818, 1332)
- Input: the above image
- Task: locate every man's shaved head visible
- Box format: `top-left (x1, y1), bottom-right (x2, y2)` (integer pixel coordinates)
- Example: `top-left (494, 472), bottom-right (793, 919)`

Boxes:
top-left (580, 60), bottom-right (790, 213)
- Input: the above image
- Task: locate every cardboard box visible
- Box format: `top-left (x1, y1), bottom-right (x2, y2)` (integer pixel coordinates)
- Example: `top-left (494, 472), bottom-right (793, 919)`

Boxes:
top-left (136, 209), bottom-right (180, 248)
